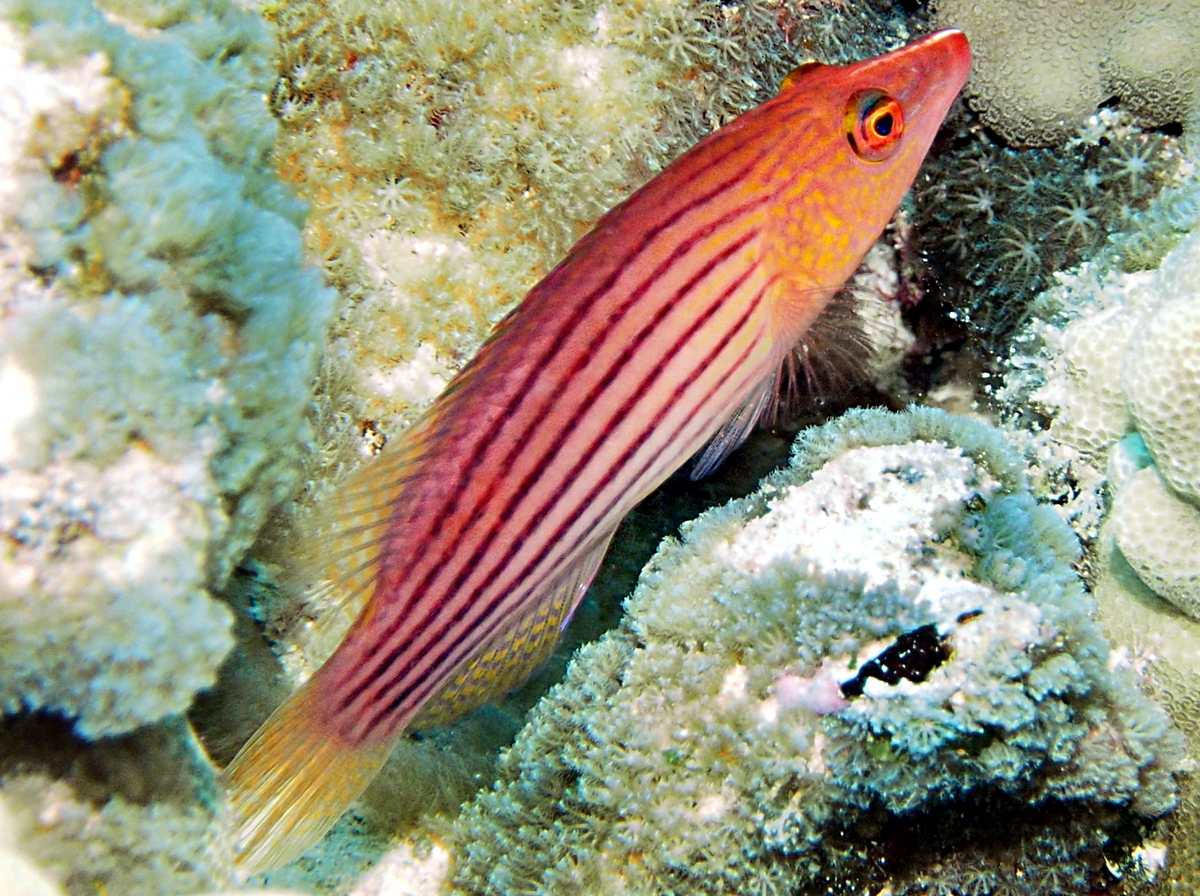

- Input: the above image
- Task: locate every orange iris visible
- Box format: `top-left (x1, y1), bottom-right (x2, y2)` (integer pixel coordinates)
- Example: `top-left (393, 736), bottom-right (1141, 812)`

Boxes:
top-left (846, 90), bottom-right (904, 161)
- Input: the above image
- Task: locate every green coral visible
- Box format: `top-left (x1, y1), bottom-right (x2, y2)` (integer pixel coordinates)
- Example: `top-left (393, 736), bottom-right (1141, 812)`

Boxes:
top-left (0, 0), bottom-right (333, 737)
top-left (450, 408), bottom-right (1186, 896)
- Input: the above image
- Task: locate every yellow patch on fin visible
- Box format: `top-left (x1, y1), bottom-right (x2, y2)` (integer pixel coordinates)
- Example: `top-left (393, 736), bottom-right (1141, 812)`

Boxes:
top-left (411, 533), bottom-right (614, 730)
top-left (222, 676), bottom-right (396, 874)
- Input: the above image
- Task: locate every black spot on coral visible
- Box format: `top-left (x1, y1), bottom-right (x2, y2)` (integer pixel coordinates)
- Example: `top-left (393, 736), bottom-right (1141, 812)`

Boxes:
top-left (840, 623), bottom-right (951, 698)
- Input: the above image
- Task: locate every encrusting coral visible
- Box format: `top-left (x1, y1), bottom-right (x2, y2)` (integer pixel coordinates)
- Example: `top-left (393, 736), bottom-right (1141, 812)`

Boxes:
top-left (0, 0), bottom-right (333, 738)
top-left (450, 407), bottom-right (1187, 896)
top-left (933, 0), bottom-right (1200, 147)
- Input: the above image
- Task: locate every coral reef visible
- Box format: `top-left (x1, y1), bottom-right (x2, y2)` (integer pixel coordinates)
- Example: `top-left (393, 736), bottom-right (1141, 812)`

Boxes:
top-left (2, 0), bottom-right (1197, 891)
top-left (912, 109), bottom-right (1185, 352)
top-left (0, 0), bottom-right (333, 737)
top-left (255, 0), bottom-right (915, 495)
top-left (996, 199), bottom-right (1200, 896)
top-left (1007, 221), bottom-right (1200, 616)
top-left (933, 0), bottom-right (1200, 147)
top-left (450, 408), bottom-right (1186, 896)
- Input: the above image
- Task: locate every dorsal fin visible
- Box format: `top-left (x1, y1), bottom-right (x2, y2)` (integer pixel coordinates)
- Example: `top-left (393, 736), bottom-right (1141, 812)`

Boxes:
top-left (778, 60), bottom-right (825, 93)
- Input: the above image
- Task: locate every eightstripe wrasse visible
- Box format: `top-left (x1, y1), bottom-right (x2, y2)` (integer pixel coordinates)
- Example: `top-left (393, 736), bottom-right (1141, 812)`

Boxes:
top-left (224, 29), bottom-right (971, 871)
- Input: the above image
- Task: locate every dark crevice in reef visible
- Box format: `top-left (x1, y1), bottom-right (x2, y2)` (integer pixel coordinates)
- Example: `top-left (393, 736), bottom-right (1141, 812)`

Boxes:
top-left (0, 713), bottom-right (215, 807)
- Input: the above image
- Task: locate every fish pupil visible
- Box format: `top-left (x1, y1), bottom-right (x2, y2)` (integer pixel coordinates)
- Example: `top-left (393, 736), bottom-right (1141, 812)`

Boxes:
top-left (845, 90), bottom-right (904, 162)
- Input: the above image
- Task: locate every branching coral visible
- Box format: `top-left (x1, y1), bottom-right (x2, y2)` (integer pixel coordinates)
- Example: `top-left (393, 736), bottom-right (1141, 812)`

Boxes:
top-left (0, 0), bottom-right (333, 737)
top-left (449, 408), bottom-right (1186, 896)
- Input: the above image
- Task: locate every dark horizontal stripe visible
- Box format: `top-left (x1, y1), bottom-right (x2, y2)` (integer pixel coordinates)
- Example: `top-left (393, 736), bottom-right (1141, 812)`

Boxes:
top-left (344, 231), bottom-right (764, 718)
top-left (388, 132), bottom-right (782, 559)
top-left (358, 274), bottom-right (769, 734)
top-left (339, 234), bottom-right (762, 722)
top-left (333, 193), bottom-right (770, 712)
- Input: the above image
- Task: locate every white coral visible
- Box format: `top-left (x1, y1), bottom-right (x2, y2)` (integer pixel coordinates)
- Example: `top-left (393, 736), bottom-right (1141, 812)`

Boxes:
top-left (1026, 223), bottom-right (1200, 618)
top-left (0, 0), bottom-right (333, 736)
top-left (1110, 466), bottom-right (1200, 617)
top-left (934, 0), bottom-right (1200, 146)
top-left (1123, 287), bottom-right (1200, 505)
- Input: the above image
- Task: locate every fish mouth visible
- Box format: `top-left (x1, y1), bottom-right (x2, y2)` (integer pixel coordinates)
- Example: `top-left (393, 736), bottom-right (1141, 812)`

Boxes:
top-left (891, 28), bottom-right (972, 122)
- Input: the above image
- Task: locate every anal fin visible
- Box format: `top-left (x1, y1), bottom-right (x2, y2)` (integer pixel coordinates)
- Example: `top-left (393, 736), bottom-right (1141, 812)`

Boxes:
top-left (691, 374), bottom-right (776, 480)
top-left (410, 532), bottom-right (614, 730)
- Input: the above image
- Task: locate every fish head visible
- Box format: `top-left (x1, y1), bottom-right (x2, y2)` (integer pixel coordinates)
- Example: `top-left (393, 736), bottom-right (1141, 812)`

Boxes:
top-left (762, 29), bottom-right (970, 324)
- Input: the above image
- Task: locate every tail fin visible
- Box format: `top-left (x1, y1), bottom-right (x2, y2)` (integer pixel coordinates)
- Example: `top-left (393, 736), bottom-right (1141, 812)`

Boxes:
top-left (222, 676), bottom-right (396, 875)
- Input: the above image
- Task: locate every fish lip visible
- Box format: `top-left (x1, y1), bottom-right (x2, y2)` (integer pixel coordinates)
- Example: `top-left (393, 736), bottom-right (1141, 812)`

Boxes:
top-left (910, 28), bottom-right (972, 97)
top-left (922, 28), bottom-right (972, 91)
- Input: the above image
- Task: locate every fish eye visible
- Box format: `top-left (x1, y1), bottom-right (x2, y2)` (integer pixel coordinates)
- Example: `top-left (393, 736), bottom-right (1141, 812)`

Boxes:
top-left (845, 90), bottom-right (904, 161)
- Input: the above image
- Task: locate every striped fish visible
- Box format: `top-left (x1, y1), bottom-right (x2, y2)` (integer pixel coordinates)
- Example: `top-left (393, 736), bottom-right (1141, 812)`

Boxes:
top-left (224, 28), bottom-right (970, 872)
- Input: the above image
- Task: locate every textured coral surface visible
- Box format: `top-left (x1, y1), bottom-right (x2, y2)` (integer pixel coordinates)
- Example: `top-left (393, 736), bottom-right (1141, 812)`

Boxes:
top-left (1, 0), bottom-right (1199, 893)
top-left (1012, 224), bottom-right (1200, 619)
top-left (450, 409), bottom-right (1187, 896)
top-left (933, 0), bottom-right (1200, 146)
top-left (0, 0), bottom-right (333, 737)
top-left (1000, 214), bottom-right (1200, 896)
